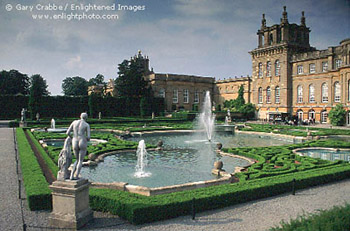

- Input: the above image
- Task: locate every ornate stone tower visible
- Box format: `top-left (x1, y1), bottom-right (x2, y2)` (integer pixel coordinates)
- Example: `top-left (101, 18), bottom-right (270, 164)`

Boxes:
top-left (249, 6), bottom-right (315, 120)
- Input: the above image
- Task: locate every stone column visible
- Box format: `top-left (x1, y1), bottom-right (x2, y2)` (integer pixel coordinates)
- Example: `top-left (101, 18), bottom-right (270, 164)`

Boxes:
top-left (49, 179), bottom-right (93, 229)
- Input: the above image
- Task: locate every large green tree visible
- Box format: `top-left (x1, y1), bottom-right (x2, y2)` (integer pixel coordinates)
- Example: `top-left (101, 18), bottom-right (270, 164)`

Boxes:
top-left (115, 56), bottom-right (151, 116)
top-left (88, 74), bottom-right (105, 86)
top-left (62, 76), bottom-right (88, 96)
top-left (28, 74), bottom-right (50, 119)
top-left (329, 104), bottom-right (346, 126)
top-left (115, 58), bottom-right (148, 98)
top-left (0, 69), bottom-right (30, 95)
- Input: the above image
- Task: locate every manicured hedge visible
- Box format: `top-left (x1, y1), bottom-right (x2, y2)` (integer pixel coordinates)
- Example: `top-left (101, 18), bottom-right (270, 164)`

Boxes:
top-left (16, 128), bottom-right (52, 210)
top-left (26, 130), bottom-right (59, 176)
top-left (89, 164), bottom-right (350, 224)
top-left (270, 204), bottom-right (350, 231)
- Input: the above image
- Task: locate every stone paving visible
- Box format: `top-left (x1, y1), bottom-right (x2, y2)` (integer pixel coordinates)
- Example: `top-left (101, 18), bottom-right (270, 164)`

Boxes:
top-left (0, 126), bottom-right (349, 231)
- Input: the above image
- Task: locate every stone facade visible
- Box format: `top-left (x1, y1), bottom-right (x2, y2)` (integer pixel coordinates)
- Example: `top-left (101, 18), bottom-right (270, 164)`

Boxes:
top-left (89, 7), bottom-right (350, 125)
top-left (214, 77), bottom-right (251, 108)
top-left (145, 72), bottom-right (215, 111)
top-left (249, 6), bottom-right (350, 124)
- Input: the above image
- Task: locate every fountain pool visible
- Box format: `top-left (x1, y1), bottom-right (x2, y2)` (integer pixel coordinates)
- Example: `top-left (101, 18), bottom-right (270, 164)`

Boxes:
top-left (80, 132), bottom-right (293, 188)
top-left (42, 139), bottom-right (107, 147)
top-left (294, 147), bottom-right (350, 162)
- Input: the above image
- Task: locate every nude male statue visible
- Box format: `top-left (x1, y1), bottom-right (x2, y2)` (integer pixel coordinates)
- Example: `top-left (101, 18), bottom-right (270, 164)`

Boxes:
top-left (66, 112), bottom-right (90, 180)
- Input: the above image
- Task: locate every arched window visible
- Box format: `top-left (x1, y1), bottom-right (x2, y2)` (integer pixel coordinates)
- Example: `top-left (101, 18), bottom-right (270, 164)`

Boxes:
top-left (334, 82), bottom-right (341, 102)
top-left (309, 84), bottom-right (315, 103)
top-left (275, 86), bottom-right (280, 103)
top-left (266, 87), bottom-right (271, 103)
top-left (322, 83), bottom-right (328, 103)
top-left (258, 87), bottom-right (263, 103)
top-left (258, 63), bottom-right (263, 77)
top-left (158, 88), bottom-right (165, 98)
top-left (297, 85), bottom-right (303, 103)
top-left (297, 110), bottom-right (303, 121)
top-left (266, 61), bottom-right (271, 77)
top-left (275, 60), bottom-right (280, 76)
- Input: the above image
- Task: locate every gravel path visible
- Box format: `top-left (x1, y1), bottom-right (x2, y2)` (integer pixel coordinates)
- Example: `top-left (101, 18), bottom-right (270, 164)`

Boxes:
top-left (1, 127), bottom-right (349, 230)
top-left (0, 128), bottom-right (22, 230)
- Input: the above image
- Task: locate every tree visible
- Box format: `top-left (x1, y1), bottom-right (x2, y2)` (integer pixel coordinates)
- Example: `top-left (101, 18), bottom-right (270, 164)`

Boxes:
top-left (234, 85), bottom-right (245, 109)
top-left (88, 74), bottom-right (105, 86)
top-left (28, 74), bottom-right (50, 119)
top-left (240, 103), bottom-right (256, 119)
top-left (115, 55), bottom-right (151, 116)
top-left (329, 104), bottom-right (346, 126)
top-left (115, 58), bottom-right (149, 98)
top-left (62, 76), bottom-right (88, 96)
top-left (0, 69), bottom-right (29, 95)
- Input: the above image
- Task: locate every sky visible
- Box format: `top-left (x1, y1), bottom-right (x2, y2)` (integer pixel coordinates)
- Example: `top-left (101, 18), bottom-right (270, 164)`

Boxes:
top-left (0, 0), bottom-right (349, 95)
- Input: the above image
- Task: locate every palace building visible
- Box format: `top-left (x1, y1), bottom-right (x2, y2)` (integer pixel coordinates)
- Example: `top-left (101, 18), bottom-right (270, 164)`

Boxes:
top-left (248, 6), bottom-right (350, 124)
top-left (90, 7), bottom-right (350, 125)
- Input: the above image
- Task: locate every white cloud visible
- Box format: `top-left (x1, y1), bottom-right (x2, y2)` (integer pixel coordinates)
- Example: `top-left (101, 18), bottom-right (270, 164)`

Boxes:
top-left (64, 55), bottom-right (83, 70)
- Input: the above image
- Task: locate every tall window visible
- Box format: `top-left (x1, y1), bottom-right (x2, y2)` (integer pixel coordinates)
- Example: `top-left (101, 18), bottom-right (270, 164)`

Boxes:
top-left (275, 86), bottom-right (280, 103)
top-left (266, 61), bottom-right (271, 77)
top-left (297, 65), bottom-right (303, 75)
top-left (266, 87), bottom-right (271, 103)
top-left (322, 61), bottom-right (328, 72)
top-left (297, 85), bottom-right (303, 103)
top-left (335, 59), bottom-right (342, 68)
top-left (297, 110), bottom-right (303, 121)
top-left (309, 63), bottom-right (315, 73)
top-left (321, 111), bottom-right (328, 123)
top-left (194, 90), bottom-right (199, 103)
top-left (258, 63), bottom-right (263, 77)
top-left (275, 60), bottom-right (280, 76)
top-left (172, 89), bottom-right (178, 103)
top-left (258, 87), bottom-right (263, 103)
top-left (348, 80), bottom-right (350, 102)
top-left (322, 83), bottom-right (328, 103)
top-left (309, 84), bottom-right (315, 103)
top-left (183, 89), bottom-right (189, 103)
top-left (334, 82), bottom-right (341, 102)
top-left (158, 88), bottom-right (165, 98)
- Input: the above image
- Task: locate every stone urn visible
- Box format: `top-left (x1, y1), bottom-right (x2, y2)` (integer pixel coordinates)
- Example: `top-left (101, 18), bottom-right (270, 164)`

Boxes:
top-left (216, 142), bottom-right (223, 150)
top-left (157, 140), bottom-right (163, 148)
top-left (214, 161), bottom-right (223, 170)
top-left (88, 153), bottom-right (97, 161)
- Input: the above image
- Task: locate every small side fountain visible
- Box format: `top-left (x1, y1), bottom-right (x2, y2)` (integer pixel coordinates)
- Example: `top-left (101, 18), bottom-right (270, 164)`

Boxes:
top-left (134, 140), bottom-right (151, 178)
top-left (198, 91), bottom-right (215, 141)
top-left (51, 118), bottom-right (56, 130)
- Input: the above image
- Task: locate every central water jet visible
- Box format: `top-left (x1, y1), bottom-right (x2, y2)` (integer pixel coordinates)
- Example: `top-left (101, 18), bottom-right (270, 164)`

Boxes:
top-left (198, 91), bottom-right (215, 141)
top-left (134, 140), bottom-right (151, 178)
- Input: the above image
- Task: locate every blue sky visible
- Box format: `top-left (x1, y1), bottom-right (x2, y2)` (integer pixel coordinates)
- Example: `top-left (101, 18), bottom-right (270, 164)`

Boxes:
top-left (1, 0), bottom-right (349, 95)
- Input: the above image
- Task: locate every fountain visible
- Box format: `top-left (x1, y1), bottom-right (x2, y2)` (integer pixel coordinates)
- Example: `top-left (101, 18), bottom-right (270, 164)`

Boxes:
top-left (134, 140), bottom-right (151, 178)
top-left (51, 118), bottom-right (56, 129)
top-left (198, 91), bottom-right (215, 141)
top-left (224, 116), bottom-right (229, 126)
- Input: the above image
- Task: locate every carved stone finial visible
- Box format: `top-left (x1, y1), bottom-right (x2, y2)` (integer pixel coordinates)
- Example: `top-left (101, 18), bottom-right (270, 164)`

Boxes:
top-left (301, 11), bottom-right (306, 26)
top-left (282, 6), bottom-right (288, 23)
top-left (261, 13), bottom-right (266, 28)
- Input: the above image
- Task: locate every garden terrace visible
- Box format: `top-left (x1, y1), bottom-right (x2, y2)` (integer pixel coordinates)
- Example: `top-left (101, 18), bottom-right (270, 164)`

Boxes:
top-left (17, 125), bottom-right (350, 224)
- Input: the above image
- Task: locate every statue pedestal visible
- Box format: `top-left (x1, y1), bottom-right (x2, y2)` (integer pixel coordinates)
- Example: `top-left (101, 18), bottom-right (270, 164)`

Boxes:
top-left (49, 179), bottom-right (93, 229)
top-left (19, 121), bottom-right (27, 127)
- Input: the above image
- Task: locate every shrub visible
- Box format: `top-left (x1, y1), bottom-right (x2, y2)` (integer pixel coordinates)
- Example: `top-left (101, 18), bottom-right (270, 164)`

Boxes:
top-left (270, 204), bottom-right (350, 231)
top-left (328, 104), bottom-right (346, 126)
top-left (16, 128), bottom-right (52, 210)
